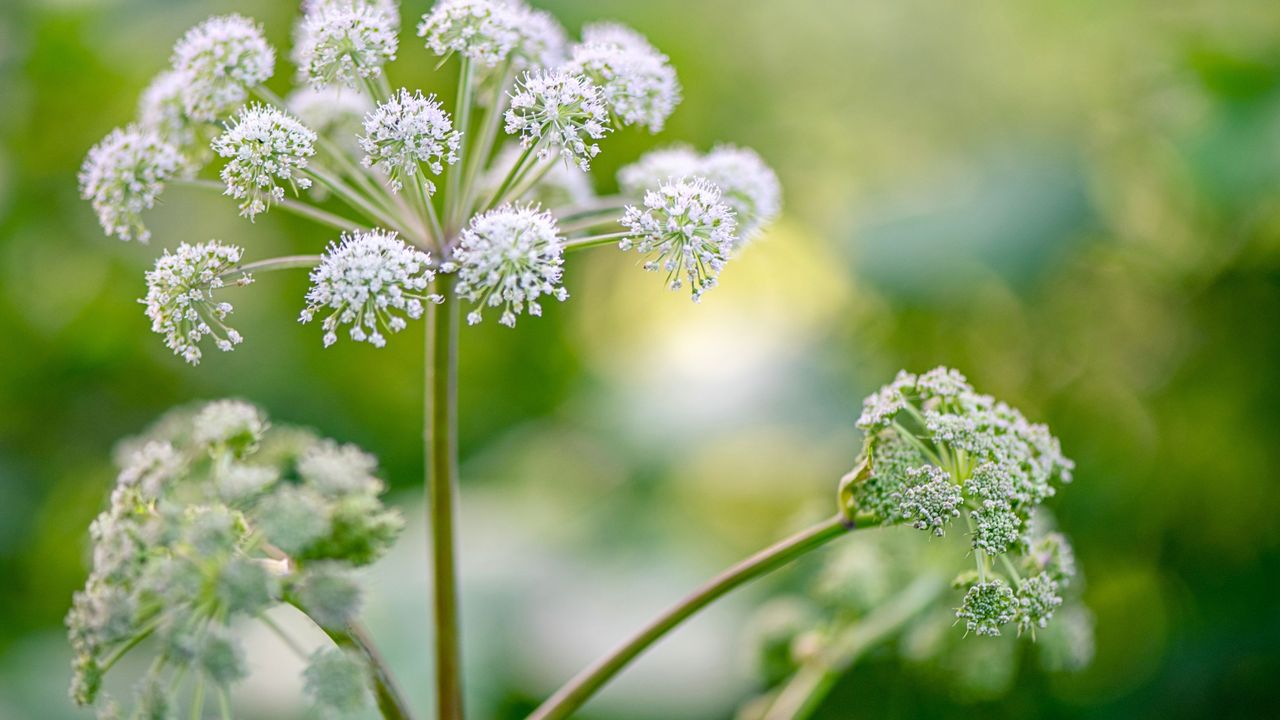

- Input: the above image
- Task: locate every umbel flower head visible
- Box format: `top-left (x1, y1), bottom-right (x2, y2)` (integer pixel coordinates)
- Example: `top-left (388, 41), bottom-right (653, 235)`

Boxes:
top-left (138, 70), bottom-right (200, 151)
top-left (287, 86), bottom-right (373, 154)
top-left (564, 29), bottom-right (681, 133)
top-left (143, 241), bottom-right (251, 365)
top-left (453, 204), bottom-right (568, 327)
top-left (620, 177), bottom-right (739, 301)
top-left (296, 1), bottom-right (399, 88)
top-left (359, 88), bottom-right (461, 193)
top-left (66, 401), bottom-right (401, 716)
top-left (504, 69), bottom-right (610, 171)
top-left (212, 104), bottom-right (317, 219)
top-left (506, 0), bottom-right (568, 69)
top-left (417, 0), bottom-right (520, 67)
top-left (300, 229), bottom-right (442, 347)
top-left (78, 126), bottom-right (182, 243)
top-left (843, 367), bottom-right (1078, 637)
top-left (170, 14), bottom-right (275, 121)
top-left (620, 144), bottom-right (782, 243)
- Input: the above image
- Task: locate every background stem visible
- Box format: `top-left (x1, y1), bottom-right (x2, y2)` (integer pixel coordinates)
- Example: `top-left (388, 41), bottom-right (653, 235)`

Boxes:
top-left (325, 623), bottom-right (416, 720)
top-left (426, 274), bottom-right (464, 720)
top-left (527, 516), bottom-right (855, 720)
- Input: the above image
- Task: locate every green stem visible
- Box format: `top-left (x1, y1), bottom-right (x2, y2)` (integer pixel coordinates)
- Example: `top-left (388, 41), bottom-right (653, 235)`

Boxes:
top-left (226, 255), bottom-right (322, 280)
top-left (305, 166), bottom-right (415, 236)
top-left (563, 232), bottom-right (629, 252)
top-left (446, 59), bottom-right (475, 230)
top-left (459, 62), bottom-right (514, 217)
top-left (427, 273), bottom-right (464, 720)
top-left (761, 574), bottom-right (946, 720)
top-left (527, 516), bottom-right (856, 720)
top-left (326, 623), bottom-right (417, 720)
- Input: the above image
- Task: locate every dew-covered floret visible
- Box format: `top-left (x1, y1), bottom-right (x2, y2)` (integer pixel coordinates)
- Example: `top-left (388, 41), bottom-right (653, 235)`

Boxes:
top-left (171, 14), bottom-right (275, 121)
top-left (565, 36), bottom-right (680, 132)
top-left (504, 69), bottom-right (610, 172)
top-left (67, 402), bottom-right (401, 714)
top-left (142, 241), bottom-right (252, 365)
top-left (359, 88), bottom-right (461, 193)
top-left (956, 579), bottom-right (1017, 637)
top-left (212, 104), bottom-right (316, 219)
top-left (79, 126), bottom-right (182, 243)
top-left (296, 1), bottom-right (398, 88)
top-left (300, 229), bottom-right (441, 347)
top-left (453, 204), bottom-right (567, 327)
top-left (619, 144), bottom-right (781, 242)
top-left (620, 177), bottom-right (738, 301)
top-left (417, 0), bottom-right (520, 67)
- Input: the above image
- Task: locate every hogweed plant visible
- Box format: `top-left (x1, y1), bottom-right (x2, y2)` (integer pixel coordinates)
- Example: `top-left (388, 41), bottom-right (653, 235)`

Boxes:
top-left (72, 2), bottom-right (1085, 719)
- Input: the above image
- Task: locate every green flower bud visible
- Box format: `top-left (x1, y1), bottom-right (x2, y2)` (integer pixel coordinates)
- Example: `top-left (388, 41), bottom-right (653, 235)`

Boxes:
top-left (293, 563), bottom-right (362, 630)
top-left (303, 648), bottom-right (372, 717)
top-left (955, 579), bottom-right (1017, 637)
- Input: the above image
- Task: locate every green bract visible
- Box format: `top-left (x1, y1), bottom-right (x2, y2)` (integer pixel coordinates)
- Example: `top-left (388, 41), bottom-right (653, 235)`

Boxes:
top-left (66, 400), bottom-right (401, 716)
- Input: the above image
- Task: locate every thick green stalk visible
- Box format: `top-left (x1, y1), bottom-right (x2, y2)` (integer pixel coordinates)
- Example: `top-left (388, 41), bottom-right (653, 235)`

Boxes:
top-left (426, 273), bottom-right (464, 720)
top-left (527, 516), bottom-right (856, 720)
top-left (761, 574), bottom-right (946, 720)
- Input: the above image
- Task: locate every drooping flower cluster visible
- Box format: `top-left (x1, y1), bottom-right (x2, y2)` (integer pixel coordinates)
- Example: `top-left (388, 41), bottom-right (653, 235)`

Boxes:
top-left (359, 88), bottom-right (461, 193)
top-left (296, 1), bottom-right (399, 89)
top-left (844, 368), bottom-right (1077, 637)
top-left (452, 204), bottom-right (567, 327)
top-left (78, 127), bottom-right (182, 243)
top-left (620, 144), bottom-right (782, 242)
top-left (143, 241), bottom-right (251, 365)
top-left (564, 31), bottom-right (681, 132)
top-left (300, 229), bottom-right (441, 347)
top-left (171, 14), bottom-right (275, 122)
top-left (212, 104), bottom-right (317, 219)
top-left (67, 401), bottom-right (401, 717)
top-left (417, 0), bottom-right (520, 67)
top-left (620, 177), bottom-right (739, 301)
top-left (504, 69), bottom-right (610, 172)
top-left (138, 70), bottom-right (199, 151)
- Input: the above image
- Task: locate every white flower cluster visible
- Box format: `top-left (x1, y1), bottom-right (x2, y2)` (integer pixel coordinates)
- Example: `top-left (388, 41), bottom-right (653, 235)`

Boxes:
top-left (417, 0), bottom-right (520, 67)
top-left (138, 70), bottom-right (198, 150)
top-left (67, 402), bottom-right (401, 716)
top-left (359, 88), bottom-right (461, 193)
top-left (846, 367), bottom-right (1078, 637)
top-left (142, 241), bottom-right (251, 365)
top-left (506, 1), bottom-right (568, 68)
top-left (620, 144), bottom-right (782, 241)
top-left (620, 177), bottom-right (739, 301)
top-left (171, 14), bottom-right (275, 121)
top-left (453, 204), bottom-right (567, 327)
top-left (287, 86), bottom-right (373, 154)
top-left (78, 126), bottom-right (182, 243)
top-left (504, 69), bottom-right (610, 171)
top-left (564, 27), bottom-right (681, 132)
top-left (300, 229), bottom-right (441, 347)
top-left (212, 104), bottom-right (317, 219)
top-left (296, 1), bottom-right (399, 88)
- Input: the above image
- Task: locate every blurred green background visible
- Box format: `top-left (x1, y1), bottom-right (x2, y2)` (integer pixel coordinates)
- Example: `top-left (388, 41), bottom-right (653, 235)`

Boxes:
top-left (2, 0), bottom-right (1279, 718)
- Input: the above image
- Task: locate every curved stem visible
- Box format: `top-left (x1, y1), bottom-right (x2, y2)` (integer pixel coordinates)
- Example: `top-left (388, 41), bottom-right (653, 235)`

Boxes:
top-left (427, 273), bottom-right (464, 720)
top-left (527, 516), bottom-right (857, 720)
top-left (326, 623), bottom-right (416, 720)
top-left (761, 574), bottom-right (946, 720)
top-left (228, 254), bottom-right (322, 278)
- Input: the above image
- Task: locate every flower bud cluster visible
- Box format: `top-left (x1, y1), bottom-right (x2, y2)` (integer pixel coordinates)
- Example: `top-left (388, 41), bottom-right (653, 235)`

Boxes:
top-left (67, 401), bottom-right (402, 716)
top-left (846, 368), bottom-right (1077, 637)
